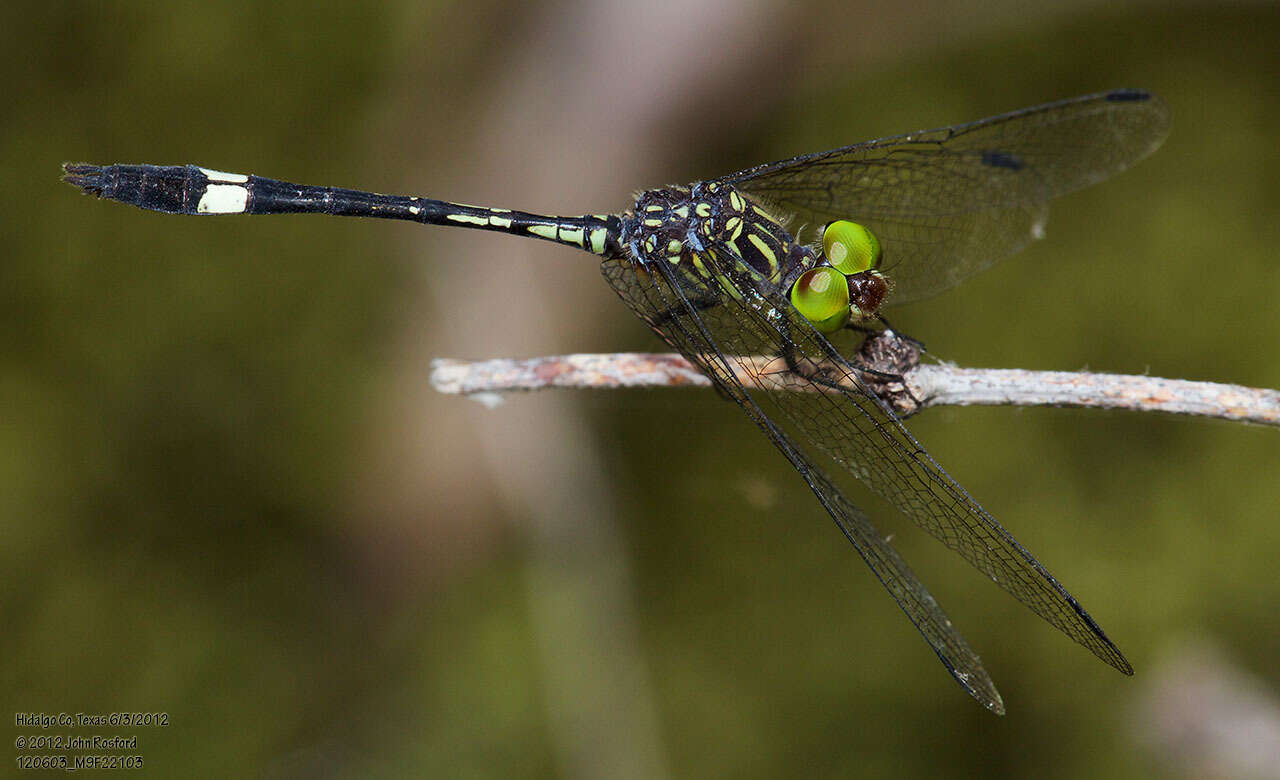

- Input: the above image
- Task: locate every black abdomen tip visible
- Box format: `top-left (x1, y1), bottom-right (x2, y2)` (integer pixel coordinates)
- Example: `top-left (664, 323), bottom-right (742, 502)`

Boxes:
top-left (61, 163), bottom-right (110, 196)
top-left (59, 163), bottom-right (203, 214)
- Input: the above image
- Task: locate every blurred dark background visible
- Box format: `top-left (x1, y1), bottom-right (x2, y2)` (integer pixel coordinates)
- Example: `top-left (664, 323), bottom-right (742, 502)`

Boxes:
top-left (4, 1), bottom-right (1279, 777)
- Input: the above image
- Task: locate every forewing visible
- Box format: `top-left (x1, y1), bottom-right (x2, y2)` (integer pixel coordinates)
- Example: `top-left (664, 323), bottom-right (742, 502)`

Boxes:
top-left (605, 247), bottom-right (1132, 677)
top-left (601, 254), bottom-right (1005, 712)
top-left (724, 89), bottom-right (1169, 302)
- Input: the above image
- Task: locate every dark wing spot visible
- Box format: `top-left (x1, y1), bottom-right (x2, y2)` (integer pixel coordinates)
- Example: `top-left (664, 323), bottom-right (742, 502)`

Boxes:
top-left (1106, 88), bottom-right (1151, 102)
top-left (981, 150), bottom-right (1025, 171)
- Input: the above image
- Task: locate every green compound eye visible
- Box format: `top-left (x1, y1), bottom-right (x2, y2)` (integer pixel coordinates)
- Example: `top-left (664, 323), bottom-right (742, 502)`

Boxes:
top-left (822, 220), bottom-right (881, 275)
top-left (790, 267), bottom-right (850, 334)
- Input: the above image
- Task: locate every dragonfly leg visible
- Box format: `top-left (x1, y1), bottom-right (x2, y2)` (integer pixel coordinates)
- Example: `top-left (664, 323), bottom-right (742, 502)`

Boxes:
top-left (875, 314), bottom-right (927, 354)
top-left (853, 330), bottom-right (925, 417)
top-left (776, 316), bottom-right (884, 393)
top-left (842, 322), bottom-right (879, 336)
top-left (774, 317), bottom-right (924, 418)
top-left (840, 318), bottom-right (927, 362)
top-left (844, 315), bottom-right (928, 354)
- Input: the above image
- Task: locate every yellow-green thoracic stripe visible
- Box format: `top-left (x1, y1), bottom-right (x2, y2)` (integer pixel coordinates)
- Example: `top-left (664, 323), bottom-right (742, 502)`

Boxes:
top-left (726, 212), bottom-right (784, 282)
top-left (622, 183), bottom-right (798, 291)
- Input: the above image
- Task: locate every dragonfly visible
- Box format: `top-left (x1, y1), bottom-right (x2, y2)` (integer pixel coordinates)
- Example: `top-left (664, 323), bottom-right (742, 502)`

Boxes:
top-left (63, 88), bottom-right (1169, 714)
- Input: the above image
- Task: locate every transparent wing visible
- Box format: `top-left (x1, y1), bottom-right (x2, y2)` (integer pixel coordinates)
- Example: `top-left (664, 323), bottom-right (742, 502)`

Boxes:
top-left (602, 247), bottom-right (1132, 691)
top-left (601, 255), bottom-right (1006, 713)
top-left (721, 89), bottom-right (1169, 303)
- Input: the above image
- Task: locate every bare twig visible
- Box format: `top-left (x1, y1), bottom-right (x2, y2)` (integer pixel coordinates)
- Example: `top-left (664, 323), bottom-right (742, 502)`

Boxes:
top-left (430, 353), bottom-right (1280, 427)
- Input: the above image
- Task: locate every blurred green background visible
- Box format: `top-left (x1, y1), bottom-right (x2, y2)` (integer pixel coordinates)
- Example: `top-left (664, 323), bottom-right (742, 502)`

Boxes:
top-left (4, 1), bottom-right (1279, 777)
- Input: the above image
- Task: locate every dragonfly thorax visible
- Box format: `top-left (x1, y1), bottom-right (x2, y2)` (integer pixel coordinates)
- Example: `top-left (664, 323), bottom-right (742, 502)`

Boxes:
top-left (620, 183), bottom-right (893, 329)
top-left (620, 182), bottom-right (815, 290)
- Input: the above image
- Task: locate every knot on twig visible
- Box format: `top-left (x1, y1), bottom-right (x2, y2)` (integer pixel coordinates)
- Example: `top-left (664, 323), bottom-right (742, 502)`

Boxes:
top-left (854, 330), bottom-right (924, 417)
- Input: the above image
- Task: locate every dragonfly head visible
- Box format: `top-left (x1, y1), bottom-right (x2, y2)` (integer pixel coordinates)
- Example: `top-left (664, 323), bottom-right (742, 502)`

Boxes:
top-left (791, 220), bottom-right (888, 333)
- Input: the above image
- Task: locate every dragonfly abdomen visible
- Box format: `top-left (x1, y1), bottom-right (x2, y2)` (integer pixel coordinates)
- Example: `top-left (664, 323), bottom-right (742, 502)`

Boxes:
top-left (63, 163), bottom-right (626, 257)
